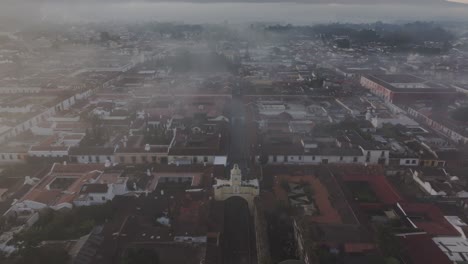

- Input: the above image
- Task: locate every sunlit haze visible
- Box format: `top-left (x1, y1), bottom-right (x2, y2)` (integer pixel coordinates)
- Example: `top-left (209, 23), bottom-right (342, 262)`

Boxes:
top-left (1, 1), bottom-right (468, 264)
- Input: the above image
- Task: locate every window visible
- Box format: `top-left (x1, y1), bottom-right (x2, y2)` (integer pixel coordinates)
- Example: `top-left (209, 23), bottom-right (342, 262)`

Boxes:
top-left (412, 160), bottom-right (417, 164)
top-left (107, 156), bottom-right (111, 161)
top-left (193, 156), bottom-right (198, 163)
top-left (353, 157), bottom-right (358, 162)
top-left (290, 156), bottom-right (294, 160)
top-left (340, 156), bottom-right (343, 161)
top-left (102, 197), bottom-right (106, 201)
top-left (120, 156), bottom-right (125, 163)
top-left (96, 156), bottom-right (100, 163)
top-left (152, 156), bottom-right (157, 162)
top-left (88, 156), bottom-right (92, 163)
top-left (381, 151), bottom-right (385, 157)
top-left (142, 156), bottom-right (147, 163)
top-left (366, 157), bottom-right (370, 162)
top-left (9, 154), bottom-right (13, 160)
top-left (273, 156), bottom-right (277, 162)
top-left (90, 197), bottom-right (94, 201)
top-left (299, 156), bottom-right (302, 161)
top-left (406, 160), bottom-right (410, 164)
top-left (203, 156), bottom-right (208, 163)
top-left (312, 156), bottom-right (316, 161)
top-left (131, 156), bottom-right (137, 163)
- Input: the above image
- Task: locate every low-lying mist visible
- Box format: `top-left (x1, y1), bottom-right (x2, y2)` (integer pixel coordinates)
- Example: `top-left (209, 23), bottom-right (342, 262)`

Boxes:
top-left (1, 1), bottom-right (468, 28)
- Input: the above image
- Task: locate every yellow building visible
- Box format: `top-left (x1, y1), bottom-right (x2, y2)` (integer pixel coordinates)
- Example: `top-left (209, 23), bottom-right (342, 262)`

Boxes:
top-left (213, 164), bottom-right (259, 211)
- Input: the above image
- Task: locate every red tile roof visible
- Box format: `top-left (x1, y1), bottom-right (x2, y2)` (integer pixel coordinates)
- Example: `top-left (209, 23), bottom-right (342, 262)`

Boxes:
top-left (398, 203), bottom-right (460, 237)
top-left (20, 164), bottom-right (104, 207)
top-left (399, 234), bottom-right (451, 264)
top-left (51, 163), bottom-right (105, 174)
top-left (342, 172), bottom-right (403, 204)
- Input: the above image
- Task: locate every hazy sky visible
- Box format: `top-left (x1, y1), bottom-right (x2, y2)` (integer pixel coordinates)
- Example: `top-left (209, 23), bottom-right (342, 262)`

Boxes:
top-left (1, 0), bottom-right (468, 26)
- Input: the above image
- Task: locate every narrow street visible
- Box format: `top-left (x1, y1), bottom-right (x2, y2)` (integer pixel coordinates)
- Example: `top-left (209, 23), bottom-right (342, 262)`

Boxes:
top-left (228, 92), bottom-right (250, 172)
top-left (222, 88), bottom-right (257, 264)
top-left (223, 197), bottom-right (254, 264)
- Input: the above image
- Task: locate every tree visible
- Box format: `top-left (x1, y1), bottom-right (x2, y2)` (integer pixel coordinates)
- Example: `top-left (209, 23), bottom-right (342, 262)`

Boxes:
top-left (13, 203), bottom-right (114, 246)
top-left (15, 246), bottom-right (70, 264)
top-left (451, 107), bottom-right (468, 122)
top-left (377, 226), bottom-right (401, 258)
top-left (121, 248), bottom-right (160, 264)
top-left (316, 245), bottom-right (338, 264)
top-left (100, 31), bottom-right (111, 42)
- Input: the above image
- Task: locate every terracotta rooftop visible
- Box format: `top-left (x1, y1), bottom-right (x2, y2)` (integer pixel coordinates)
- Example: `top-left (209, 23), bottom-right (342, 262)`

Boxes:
top-left (399, 234), bottom-right (451, 264)
top-left (20, 164), bottom-right (105, 207)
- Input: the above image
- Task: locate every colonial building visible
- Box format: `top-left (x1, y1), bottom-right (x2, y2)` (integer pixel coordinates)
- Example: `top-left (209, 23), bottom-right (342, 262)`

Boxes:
top-left (213, 164), bottom-right (259, 211)
top-left (360, 74), bottom-right (456, 104)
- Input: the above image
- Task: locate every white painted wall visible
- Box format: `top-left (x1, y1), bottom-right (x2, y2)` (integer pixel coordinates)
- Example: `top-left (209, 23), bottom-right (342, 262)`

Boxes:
top-left (267, 155), bottom-right (364, 164)
top-left (399, 158), bottom-right (419, 166)
top-left (73, 155), bottom-right (115, 164)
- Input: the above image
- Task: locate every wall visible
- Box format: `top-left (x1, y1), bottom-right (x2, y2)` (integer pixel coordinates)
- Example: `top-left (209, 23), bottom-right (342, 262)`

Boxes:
top-left (408, 107), bottom-right (468, 144)
top-left (28, 149), bottom-right (69, 158)
top-left (0, 153), bottom-right (26, 163)
top-left (214, 185), bottom-right (259, 210)
top-left (48, 116), bottom-right (80, 122)
top-left (360, 76), bottom-right (393, 102)
top-left (168, 155), bottom-right (216, 165)
top-left (0, 105), bottom-right (33, 113)
top-left (115, 153), bottom-right (168, 164)
top-left (0, 89), bottom-right (93, 144)
top-left (31, 125), bottom-right (54, 136)
top-left (412, 172), bottom-right (446, 196)
top-left (399, 158), bottom-right (419, 166)
top-left (73, 155), bottom-right (115, 164)
top-left (0, 87), bottom-right (41, 94)
top-left (253, 198), bottom-right (272, 264)
top-left (361, 148), bottom-right (389, 165)
top-left (267, 155), bottom-right (364, 165)
top-left (371, 115), bottom-right (418, 128)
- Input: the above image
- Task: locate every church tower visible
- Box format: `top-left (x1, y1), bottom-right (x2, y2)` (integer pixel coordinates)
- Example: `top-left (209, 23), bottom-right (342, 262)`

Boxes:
top-left (213, 164), bottom-right (259, 211)
top-left (230, 164), bottom-right (242, 193)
